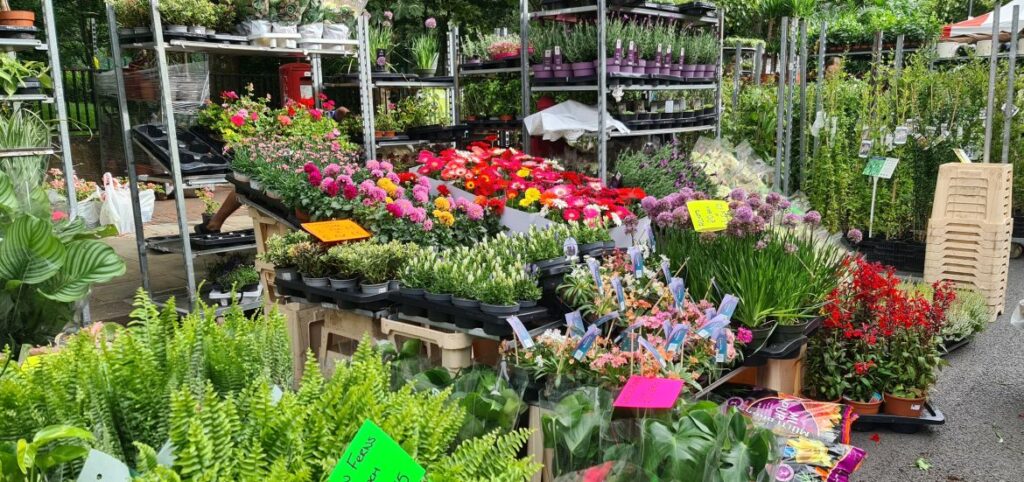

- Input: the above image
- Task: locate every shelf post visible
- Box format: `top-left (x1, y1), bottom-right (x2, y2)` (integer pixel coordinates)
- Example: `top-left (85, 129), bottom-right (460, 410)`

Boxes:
top-left (983, 3), bottom-right (1002, 163)
top-left (1001, 6), bottom-right (1019, 164)
top-left (731, 44), bottom-right (741, 112)
top-left (716, 11), bottom-right (725, 140)
top-left (812, 21), bottom-right (827, 159)
top-left (797, 19), bottom-right (809, 191)
top-left (356, 14), bottom-right (376, 161)
top-left (148, 0), bottom-right (197, 305)
top-left (520, 0), bottom-right (532, 153)
top-left (753, 43), bottom-right (763, 86)
top-left (773, 17), bottom-right (788, 191)
top-left (42, 0), bottom-right (76, 219)
top-left (105, 4), bottom-right (150, 294)
top-left (597, 0), bottom-right (608, 181)
top-left (449, 26), bottom-right (460, 123)
top-left (783, 18), bottom-right (797, 195)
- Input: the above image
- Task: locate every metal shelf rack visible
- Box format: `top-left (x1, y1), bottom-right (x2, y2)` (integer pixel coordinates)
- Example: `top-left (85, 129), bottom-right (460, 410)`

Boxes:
top-left (105, 0), bottom-right (365, 308)
top-left (517, 0), bottom-right (725, 181)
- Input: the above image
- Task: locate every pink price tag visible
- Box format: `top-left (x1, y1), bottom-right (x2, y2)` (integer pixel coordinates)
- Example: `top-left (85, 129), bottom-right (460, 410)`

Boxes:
top-left (613, 376), bottom-right (684, 409)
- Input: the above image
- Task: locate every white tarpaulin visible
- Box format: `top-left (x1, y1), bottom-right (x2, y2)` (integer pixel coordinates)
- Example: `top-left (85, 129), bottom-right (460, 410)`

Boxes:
top-left (523, 100), bottom-right (630, 142)
top-left (942, 0), bottom-right (1024, 38)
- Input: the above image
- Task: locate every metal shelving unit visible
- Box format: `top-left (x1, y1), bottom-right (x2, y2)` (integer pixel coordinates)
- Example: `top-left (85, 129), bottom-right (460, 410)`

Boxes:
top-left (518, 0), bottom-right (725, 181)
top-left (106, 0), bottom-right (364, 308)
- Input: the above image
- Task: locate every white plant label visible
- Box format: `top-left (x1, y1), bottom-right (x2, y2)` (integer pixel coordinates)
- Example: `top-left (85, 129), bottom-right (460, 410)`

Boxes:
top-left (858, 140), bottom-right (873, 158)
top-left (878, 157), bottom-right (899, 179)
top-left (78, 450), bottom-right (131, 482)
top-left (894, 126), bottom-right (908, 145)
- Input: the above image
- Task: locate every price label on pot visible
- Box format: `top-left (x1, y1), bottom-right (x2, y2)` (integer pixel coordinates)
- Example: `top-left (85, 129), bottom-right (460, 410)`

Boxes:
top-left (328, 420), bottom-right (424, 482)
top-left (614, 376), bottom-right (683, 409)
top-left (686, 200), bottom-right (730, 233)
top-left (302, 220), bottom-right (371, 244)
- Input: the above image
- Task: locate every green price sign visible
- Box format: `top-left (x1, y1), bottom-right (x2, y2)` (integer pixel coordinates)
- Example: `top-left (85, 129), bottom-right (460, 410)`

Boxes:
top-left (862, 156), bottom-right (886, 177)
top-left (328, 420), bottom-right (425, 482)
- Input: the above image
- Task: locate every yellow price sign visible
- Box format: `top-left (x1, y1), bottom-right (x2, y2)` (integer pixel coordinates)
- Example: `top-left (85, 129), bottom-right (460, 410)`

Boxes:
top-left (302, 219), bottom-right (371, 244)
top-left (686, 200), bottom-right (731, 233)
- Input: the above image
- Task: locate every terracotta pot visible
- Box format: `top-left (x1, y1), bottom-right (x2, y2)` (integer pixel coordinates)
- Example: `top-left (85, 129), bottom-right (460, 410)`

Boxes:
top-left (0, 10), bottom-right (35, 27)
top-left (883, 393), bottom-right (925, 418)
top-left (384, 130), bottom-right (396, 137)
top-left (295, 208), bottom-right (311, 223)
top-left (466, 115), bottom-right (478, 122)
top-left (499, 114), bottom-right (514, 122)
top-left (843, 397), bottom-right (882, 415)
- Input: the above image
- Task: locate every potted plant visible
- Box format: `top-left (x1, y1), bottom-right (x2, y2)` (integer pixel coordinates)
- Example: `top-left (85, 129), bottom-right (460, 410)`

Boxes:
top-left (323, 4), bottom-right (355, 49)
top-left (258, 231), bottom-right (310, 281)
top-left (802, 333), bottom-right (849, 402)
top-left (841, 356), bottom-right (883, 415)
top-left (374, 103), bottom-right (400, 138)
top-left (0, 0), bottom-right (34, 27)
top-left (516, 277), bottom-right (542, 309)
top-left (0, 56), bottom-right (51, 96)
top-left (353, 242), bottom-right (392, 295)
top-left (370, 11), bottom-right (395, 72)
top-left (292, 241), bottom-right (329, 287)
top-left (478, 271), bottom-right (520, 316)
top-left (325, 244), bottom-right (360, 292)
top-left (159, 0), bottom-right (216, 34)
top-left (196, 187), bottom-right (219, 226)
top-left (298, 0), bottom-right (325, 48)
top-left (411, 18), bottom-right (440, 77)
top-left (216, 265), bottom-right (261, 293)
top-left (878, 327), bottom-right (944, 418)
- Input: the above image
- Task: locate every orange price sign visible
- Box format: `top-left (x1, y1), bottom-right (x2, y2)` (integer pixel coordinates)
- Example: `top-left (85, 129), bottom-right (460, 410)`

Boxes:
top-left (301, 220), bottom-right (372, 244)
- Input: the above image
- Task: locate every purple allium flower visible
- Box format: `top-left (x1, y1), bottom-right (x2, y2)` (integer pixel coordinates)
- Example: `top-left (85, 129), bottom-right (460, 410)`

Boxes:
top-left (757, 204), bottom-right (776, 220)
top-left (782, 213), bottom-right (800, 228)
top-left (729, 187), bottom-right (747, 201)
top-left (656, 211), bottom-right (674, 227)
top-left (847, 228), bottom-right (864, 244)
top-left (803, 210), bottom-right (822, 226)
top-left (779, 199), bottom-right (791, 210)
top-left (671, 206), bottom-right (690, 224)
top-left (623, 214), bottom-right (639, 235)
top-left (765, 192), bottom-right (783, 207)
top-left (641, 195), bottom-right (660, 214)
top-left (747, 194), bottom-right (763, 209)
top-left (784, 243), bottom-right (798, 254)
top-left (733, 205), bottom-right (754, 223)
top-left (376, 56), bottom-right (386, 67)
top-left (425, 17), bottom-right (437, 29)
top-left (755, 240), bottom-right (768, 250)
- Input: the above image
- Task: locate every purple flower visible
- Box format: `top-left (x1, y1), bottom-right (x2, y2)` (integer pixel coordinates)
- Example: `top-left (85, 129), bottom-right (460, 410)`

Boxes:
top-left (377, 56), bottom-right (386, 66)
top-left (779, 199), bottom-right (791, 210)
top-left (384, 10), bottom-right (394, 20)
top-left (765, 192), bottom-right (783, 207)
top-left (729, 187), bottom-right (747, 201)
top-left (623, 214), bottom-right (639, 235)
top-left (781, 213), bottom-right (800, 228)
top-left (746, 194), bottom-right (763, 209)
top-left (641, 195), bottom-right (660, 214)
top-left (733, 205), bottom-right (754, 223)
top-left (671, 206), bottom-right (690, 224)
top-left (803, 210), bottom-right (822, 226)
top-left (847, 228), bottom-right (864, 244)
top-left (737, 327), bottom-right (753, 344)
top-left (755, 240), bottom-right (768, 250)
top-left (757, 204), bottom-right (776, 220)
top-left (784, 243), bottom-right (798, 254)
top-left (425, 17), bottom-right (437, 29)
top-left (655, 211), bottom-right (674, 227)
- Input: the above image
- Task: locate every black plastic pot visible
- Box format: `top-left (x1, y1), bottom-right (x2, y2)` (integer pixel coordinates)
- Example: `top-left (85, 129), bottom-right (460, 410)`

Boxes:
top-left (452, 296), bottom-right (480, 309)
top-left (534, 256), bottom-right (569, 270)
top-left (519, 299), bottom-right (538, 308)
top-left (768, 318), bottom-right (813, 344)
top-left (480, 302), bottom-right (520, 316)
top-left (452, 314), bottom-right (479, 329)
top-left (580, 242), bottom-right (605, 256)
top-left (16, 76), bottom-right (41, 95)
top-left (746, 321), bottom-right (777, 352)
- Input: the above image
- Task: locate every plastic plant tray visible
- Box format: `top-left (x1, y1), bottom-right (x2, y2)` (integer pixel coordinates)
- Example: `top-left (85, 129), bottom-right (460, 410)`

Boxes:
top-left (132, 124), bottom-right (230, 176)
top-left (851, 403), bottom-right (945, 434)
top-left (208, 33), bottom-right (247, 44)
top-left (275, 276), bottom-right (395, 311)
top-left (191, 229), bottom-right (255, 248)
top-left (388, 291), bottom-right (556, 337)
top-left (939, 336), bottom-right (972, 356)
top-left (0, 25), bottom-right (36, 39)
top-left (164, 30), bottom-right (208, 42)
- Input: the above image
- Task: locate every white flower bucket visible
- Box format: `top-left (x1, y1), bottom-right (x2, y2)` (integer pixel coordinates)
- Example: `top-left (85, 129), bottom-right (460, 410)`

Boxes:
top-left (936, 42), bottom-right (960, 58)
top-left (975, 40), bottom-right (993, 57)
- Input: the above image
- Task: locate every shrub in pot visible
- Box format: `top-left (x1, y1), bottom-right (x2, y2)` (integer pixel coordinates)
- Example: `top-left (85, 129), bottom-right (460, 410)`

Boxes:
top-left (257, 231), bottom-right (311, 281)
top-left (878, 329), bottom-right (945, 418)
top-left (325, 244), bottom-right (360, 291)
top-left (292, 241), bottom-right (329, 287)
top-left (477, 270), bottom-right (521, 316)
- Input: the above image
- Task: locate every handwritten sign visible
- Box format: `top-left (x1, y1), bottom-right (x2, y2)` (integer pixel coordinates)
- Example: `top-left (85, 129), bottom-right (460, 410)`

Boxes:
top-left (328, 420), bottom-right (424, 482)
top-left (302, 219), bottom-right (371, 244)
top-left (613, 376), bottom-right (684, 409)
top-left (686, 200), bottom-right (730, 233)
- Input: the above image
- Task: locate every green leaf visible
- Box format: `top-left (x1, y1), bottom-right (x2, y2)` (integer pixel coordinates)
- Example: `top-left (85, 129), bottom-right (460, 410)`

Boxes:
top-left (38, 240), bottom-right (126, 302)
top-left (16, 439), bottom-right (31, 473)
top-left (915, 457), bottom-right (931, 471)
top-left (0, 215), bottom-right (66, 285)
top-left (34, 445), bottom-right (89, 470)
top-left (31, 425), bottom-right (94, 446)
top-left (0, 171), bottom-right (17, 214)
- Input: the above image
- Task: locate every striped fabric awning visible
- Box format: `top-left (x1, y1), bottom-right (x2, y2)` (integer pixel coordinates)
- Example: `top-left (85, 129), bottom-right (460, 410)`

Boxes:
top-left (942, 0), bottom-right (1024, 38)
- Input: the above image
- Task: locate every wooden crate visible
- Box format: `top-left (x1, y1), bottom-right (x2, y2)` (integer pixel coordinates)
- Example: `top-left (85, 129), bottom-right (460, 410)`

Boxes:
top-left (930, 163), bottom-right (1013, 223)
top-left (379, 317), bottom-right (477, 374)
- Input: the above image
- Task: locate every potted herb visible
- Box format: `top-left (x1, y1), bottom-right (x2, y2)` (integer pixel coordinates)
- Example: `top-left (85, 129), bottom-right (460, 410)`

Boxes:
top-left (516, 277), bottom-right (542, 308)
top-left (0, 56), bottom-right (51, 96)
top-left (325, 244), bottom-right (360, 291)
top-left (374, 103), bottom-right (400, 138)
top-left (352, 242), bottom-right (392, 295)
top-left (292, 241), bottom-right (329, 287)
top-left (412, 18), bottom-right (440, 77)
top-left (159, 0), bottom-right (216, 34)
top-left (0, 0), bottom-right (34, 27)
top-left (878, 329), bottom-right (944, 418)
top-left (216, 265), bottom-right (261, 292)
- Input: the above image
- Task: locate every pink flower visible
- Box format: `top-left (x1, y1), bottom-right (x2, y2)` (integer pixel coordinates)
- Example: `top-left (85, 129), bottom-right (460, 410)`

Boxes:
top-left (367, 160), bottom-right (381, 170)
top-left (803, 210), bottom-right (822, 226)
top-left (230, 114), bottom-right (245, 127)
top-left (465, 203), bottom-right (484, 220)
top-left (412, 184), bottom-right (429, 203)
top-left (321, 178), bottom-right (340, 197)
top-left (324, 163), bottom-right (342, 177)
top-left (582, 205), bottom-right (601, 220)
top-left (563, 208), bottom-right (582, 221)
top-left (308, 170), bottom-right (323, 186)
top-left (784, 243), bottom-right (798, 254)
top-left (278, 115), bottom-right (293, 126)
top-left (51, 210), bottom-right (67, 221)
top-left (343, 184), bottom-right (358, 200)
top-left (736, 327), bottom-right (753, 344)
top-left (422, 219), bottom-right (434, 231)
top-left (409, 207), bottom-right (427, 223)
top-left (310, 109), bottom-right (323, 121)
top-left (384, 10), bottom-right (393, 20)
top-left (847, 228), bottom-right (864, 244)
top-left (249, 111), bottom-right (259, 121)
top-left (425, 17), bottom-right (437, 29)
top-left (380, 161), bottom-right (394, 172)
top-left (386, 202), bottom-right (404, 217)
top-left (223, 90), bottom-right (239, 100)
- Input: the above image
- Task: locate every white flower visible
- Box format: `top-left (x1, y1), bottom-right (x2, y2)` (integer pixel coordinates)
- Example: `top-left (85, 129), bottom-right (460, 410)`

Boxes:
top-left (610, 212), bottom-right (622, 226)
top-left (535, 355), bottom-right (545, 367)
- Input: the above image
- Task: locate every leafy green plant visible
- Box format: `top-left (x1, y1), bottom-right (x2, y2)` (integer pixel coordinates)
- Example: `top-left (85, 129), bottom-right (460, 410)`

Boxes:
top-left (109, 0), bottom-right (151, 28)
top-left (0, 110), bottom-right (53, 214)
top-left (0, 425), bottom-right (94, 482)
top-left (216, 265), bottom-right (260, 290)
top-left (412, 34), bottom-right (440, 70)
top-left (0, 56), bottom-right (51, 97)
top-left (158, 0), bottom-right (217, 27)
top-left (257, 230), bottom-right (312, 267)
top-left (290, 241), bottom-right (329, 278)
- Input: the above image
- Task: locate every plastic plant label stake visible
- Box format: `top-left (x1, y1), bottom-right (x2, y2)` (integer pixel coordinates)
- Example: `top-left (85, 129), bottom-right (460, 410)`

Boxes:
top-left (611, 275), bottom-right (626, 311)
top-left (328, 420), bottom-right (424, 482)
top-left (638, 338), bottom-right (666, 368)
top-left (565, 310), bottom-right (586, 337)
top-left (302, 220), bottom-right (371, 244)
top-left (593, 311), bottom-right (620, 327)
top-left (894, 126), bottom-right (908, 145)
top-left (156, 440), bottom-right (175, 467)
top-left (953, 148), bottom-right (971, 163)
top-left (717, 294), bottom-right (739, 320)
top-left (646, 225), bottom-right (656, 251)
top-left (661, 259), bottom-right (672, 282)
top-left (627, 247), bottom-right (644, 274)
top-left (614, 376), bottom-right (683, 409)
top-left (877, 158), bottom-right (899, 179)
top-left (270, 385), bottom-right (284, 405)
top-left (587, 258), bottom-right (603, 290)
top-left (861, 157), bottom-right (886, 177)
top-left (506, 316), bottom-right (534, 349)
top-left (573, 325), bottom-right (601, 360)
top-left (563, 237), bottom-right (578, 258)
top-left (78, 450), bottom-right (131, 482)
top-left (697, 314), bottom-right (730, 339)
top-left (667, 324), bottom-right (689, 352)
top-left (715, 332), bottom-right (728, 363)
top-left (686, 200), bottom-right (730, 232)
top-left (615, 320), bottom-right (647, 343)
top-left (858, 140), bottom-right (873, 158)
top-left (668, 278), bottom-right (685, 309)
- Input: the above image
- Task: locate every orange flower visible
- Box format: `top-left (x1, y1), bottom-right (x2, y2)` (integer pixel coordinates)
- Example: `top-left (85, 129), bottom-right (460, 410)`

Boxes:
top-left (539, 191), bottom-right (558, 206)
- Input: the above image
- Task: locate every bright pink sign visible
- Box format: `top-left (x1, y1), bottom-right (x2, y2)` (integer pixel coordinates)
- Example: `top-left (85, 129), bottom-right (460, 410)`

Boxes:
top-left (613, 376), bottom-right (684, 409)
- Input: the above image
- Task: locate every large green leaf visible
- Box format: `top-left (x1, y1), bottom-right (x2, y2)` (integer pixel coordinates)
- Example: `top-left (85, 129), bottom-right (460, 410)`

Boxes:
top-left (38, 240), bottom-right (126, 302)
top-left (0, 171), bottom-right (17, 214)
top-left (0, 215), bottom-right (66, 286)
top-left (31, 425), bottom-right (94, 447)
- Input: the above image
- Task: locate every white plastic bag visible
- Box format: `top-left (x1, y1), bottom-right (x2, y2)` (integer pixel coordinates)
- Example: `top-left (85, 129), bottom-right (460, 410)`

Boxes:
top-left (99, 173), bottom-right (154, 234)
top-left (49, 187), bottom-right (103, 227)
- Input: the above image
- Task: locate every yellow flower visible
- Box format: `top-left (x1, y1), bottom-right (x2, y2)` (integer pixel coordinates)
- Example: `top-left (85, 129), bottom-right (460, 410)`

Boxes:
top-left (518, 197), bottom-right (536, 207)
top-left (524, 187), bottom-right (541, 201)
top-left (516, 168), bottom-right (531, 178)
top-left (433, 209), bottom-right (455, 226)
top-left (434, 197), bottom-right (451, 211)
top-left (377, 178), bottom-right (398, 197)
top-left (385, 197), bottom-right (394, 204)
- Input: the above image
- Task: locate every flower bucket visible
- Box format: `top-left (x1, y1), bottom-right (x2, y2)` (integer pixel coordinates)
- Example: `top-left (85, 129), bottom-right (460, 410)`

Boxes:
top-left (882, 393), bottom-right (925, 418)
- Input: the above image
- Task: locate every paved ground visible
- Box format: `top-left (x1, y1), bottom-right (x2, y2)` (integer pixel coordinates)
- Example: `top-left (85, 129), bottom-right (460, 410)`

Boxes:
top-left (89, 186), bottom-right (253, 322)
top-left (850, 257), bottom-right (1024, 481)
top-left (91, 195), bottom-right (1024, 481)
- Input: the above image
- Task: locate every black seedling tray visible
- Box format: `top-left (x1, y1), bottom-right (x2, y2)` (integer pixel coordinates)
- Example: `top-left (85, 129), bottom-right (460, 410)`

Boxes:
top-left (418, 75), bottom-right (454, 83)
top-left (939, 336), bottom-right (972, 356)
top-left (0, 25), bottom-right (36, 39)
top-left (163, 30), bottom-right (209, 42)
top-left (376, 134), bottom-right (410, 142)
top-left (132, 124), bottom-right (230, 176)
top-left (191, 229), bottom-right (255, 248)
top-left (461, 58), bottom-right (522, 70)
top-left (275, 276), bottom-right (394, 311)
top-left (852, 403), bottom-right (945, 434)
top-left (467, 118), bottom-right (522, 128)
top-left (228, 174), bottom-right (302, 227)
top-left (389, 292), bottom-right (555, 337)
top-left (677, 1), bottom-right (719, 17)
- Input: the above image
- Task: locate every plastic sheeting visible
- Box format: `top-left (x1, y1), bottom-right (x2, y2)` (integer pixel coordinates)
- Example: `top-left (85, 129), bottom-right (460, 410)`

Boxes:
top-left (95, 61), bottom-right (210, 115)
top-left (523, 100), bottom-right (630, 142)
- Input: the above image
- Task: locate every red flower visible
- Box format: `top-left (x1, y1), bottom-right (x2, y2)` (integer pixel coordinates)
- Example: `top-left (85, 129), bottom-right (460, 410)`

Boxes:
top-left (397, 172), bottom-right (417, 185)
top-left (562, 208), bottom-right (582, 221)
top-left (870, 433), bottom-right (880, 444)
top-left (437, 185), bottom-right (450, 196)
top-left (342, 184), bottom-right (358, 200)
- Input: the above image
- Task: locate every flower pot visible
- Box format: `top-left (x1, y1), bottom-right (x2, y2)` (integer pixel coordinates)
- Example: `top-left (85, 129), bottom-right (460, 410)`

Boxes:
top-left (201, 212), bottom-right (213, 226)
top-left (603, 240), bottom-right (616, 249)
top-left (189, 25), bottom-right (207, 35)
top-left (682, 64), bottom-right (697, 77)
top-left (266, 190), bottom-right (282, 200)
top-left (480, 302), bottom-right (520, 316)
top-left (118, 28), bottom-right (133, 37)
top-left (424, 291), bottom-right (453, 304)
top-left (936, 41), bottom-right (960, 58)
top-left (388, 280), bottom-right (400, 291)
top-left (768, 318), bottom-right (813, 344)
top-left (0, 10), bottom-right (34, 27)
top-left (453, 315), bottom-right (479, 329)
top-left (400, 287), bottom-right (425, 297)
top-left (295, 208), bottom-right (311, 223)
top-left (645, 66), bottom-right (661, 75)
top-left (302, 275), bottom-right (329, 288)
top-left (232, 171), bottom-right (250, 183)
top-left (249, 179), bottom-right (263, 190)
top-left (660, 66), bottom-right (672, 75)
top-left (277, 266), bottom-right (299, 281)
top-left (166, 25), bottom-right (188, 34)
top-left (452, 297), bottom-right (480, 309)
top-left (883, 393), bottom-right (926, 418)
top-left (570, 61), bottom-right (593, 70)
top-left (572, 67), bottom-right (596, 77)
top-left (607, 64), bottom-right (621, 74)
top-left (415, 67), bottom-right (437, 78)
top-left (361, 281), bottom-right (390, 295)
top-left (552, 67), bottom-right (573, 78)
top-left (534, 256), bottom-right (569, 270)
top-left (975, 40), bottom-right (994, 57)
top-left (619, 66), bottom-right (633, 74)
top-left (580, 241), bottom-right (605, 255)
top-left (518, 299), bottom-right (538, 309)
top-left (843, 397), bottom-right (882, 416)
top-left (329, 277), bottom-right (358, 292)
top-left (15, 77), bottom-right (41, 95)
top-left (384, 130), bottom-right (396, 137)
top-left (534, 69), bottom-right (554, 79)
top-left (746, 321), bottom-right (777, 351)
top-left (374, 130), bottom-right (385, 139)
